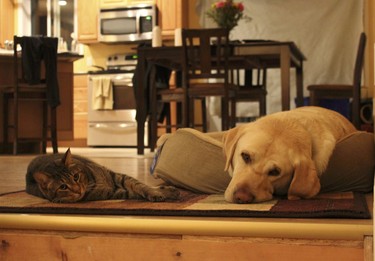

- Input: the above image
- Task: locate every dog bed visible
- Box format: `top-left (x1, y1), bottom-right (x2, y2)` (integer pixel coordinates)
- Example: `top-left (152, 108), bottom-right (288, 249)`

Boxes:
top-left (151, 129), bottom-right (230, 194)
top-left (151, 128), bottom-right (375, 194)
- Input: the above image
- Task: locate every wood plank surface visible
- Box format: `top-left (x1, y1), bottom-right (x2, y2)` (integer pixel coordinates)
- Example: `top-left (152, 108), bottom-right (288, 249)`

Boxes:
top-left (0, 230), bottom-right (365, 261)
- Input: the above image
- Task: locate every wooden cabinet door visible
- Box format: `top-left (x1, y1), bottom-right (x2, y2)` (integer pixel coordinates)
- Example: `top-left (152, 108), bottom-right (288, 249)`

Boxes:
top-left (127, 0), bottom-right (154, 5)
top-left (0, 0), bottom-right (14, 48)
top-left (100, 0), bottom-right (154, 8)
top-left (100, 0), bottom-right (127, 8)
top-left (77, 0), bottom-right (99, 43)
top-left (156, 0), bottom-right (187, 38)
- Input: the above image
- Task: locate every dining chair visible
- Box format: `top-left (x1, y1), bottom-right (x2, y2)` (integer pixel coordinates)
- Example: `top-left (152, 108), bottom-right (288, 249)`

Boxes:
top-left (182, 28), bottom-right (237, 131)
top-left (231, 66), bottom-right (268, 125)
top-left (307, 32), bottom-right (366, 130)
top-left (149, 66), bottom-right (209, 147)
top-left (149, 65), bottom-right (185, 150)
top-left (2, 36), bottom-right (59, 154)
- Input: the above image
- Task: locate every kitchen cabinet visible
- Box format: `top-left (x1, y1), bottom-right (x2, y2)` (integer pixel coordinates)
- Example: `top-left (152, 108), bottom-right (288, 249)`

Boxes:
top-left (127, 0), bottom-right (154, 5)
top-left (156, 0), bottom-right (188, 38)
top-left (100, 0), bottom-right (154, 8)
top-left (77, 0), bottom-right (99, 44)
top-left (100, 0), bottom-right (127, 8)
top-left (0, 0), bottom-right (14, 48)
top-left (77, 0), bottom-right (187, 43)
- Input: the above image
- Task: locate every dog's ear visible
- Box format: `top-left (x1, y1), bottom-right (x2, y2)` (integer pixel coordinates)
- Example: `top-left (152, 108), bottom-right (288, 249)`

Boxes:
top-left (288, 158), bottom-right (321, 200)
top-left (222, 126), bottom-right (243, 172)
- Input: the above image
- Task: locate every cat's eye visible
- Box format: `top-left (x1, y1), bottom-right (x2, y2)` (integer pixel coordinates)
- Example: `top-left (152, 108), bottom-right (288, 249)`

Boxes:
top-left (241, 152), bottom-right (251, 164)
top-left (73, 173), bottom-right (80, 181)
top-left (268, 168), bottom-right (281, 177)
top-left (59, 184), bottom-right (68, 190)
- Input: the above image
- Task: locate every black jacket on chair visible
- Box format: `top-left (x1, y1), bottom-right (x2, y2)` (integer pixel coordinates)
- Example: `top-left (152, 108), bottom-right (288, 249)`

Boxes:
top-left (133, 43), bottom-right (171, 123)
top-left (20, 36), bottom-right (60, 108)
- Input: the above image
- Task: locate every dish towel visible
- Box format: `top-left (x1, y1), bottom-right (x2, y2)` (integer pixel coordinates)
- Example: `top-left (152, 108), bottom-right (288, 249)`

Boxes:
top-left (92, 77), bottom-right (113, 110)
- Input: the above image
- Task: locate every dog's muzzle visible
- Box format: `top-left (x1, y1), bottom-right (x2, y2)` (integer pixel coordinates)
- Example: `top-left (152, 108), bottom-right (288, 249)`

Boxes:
top-left (232, 186), bottom-right (254, 204)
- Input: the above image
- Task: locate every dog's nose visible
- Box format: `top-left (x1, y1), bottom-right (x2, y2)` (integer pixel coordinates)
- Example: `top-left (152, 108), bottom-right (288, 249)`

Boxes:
top-left (233, 187), bottom-right (254, 204)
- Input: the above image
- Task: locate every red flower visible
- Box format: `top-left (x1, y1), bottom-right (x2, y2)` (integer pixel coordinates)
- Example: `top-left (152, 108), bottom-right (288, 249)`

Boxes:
top-left (215, 1), bottom-right (226, 8)
top-left (237, 3), bottom-right (244, 12)
top-left (206, 0), bottom-right (249, 31)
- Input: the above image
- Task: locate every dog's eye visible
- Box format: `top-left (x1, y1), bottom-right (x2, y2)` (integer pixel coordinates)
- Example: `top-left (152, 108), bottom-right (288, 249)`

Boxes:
top-left (268, 168), bottom-right (281, 177)
top-left (241, 152), bottom-right (251, 164)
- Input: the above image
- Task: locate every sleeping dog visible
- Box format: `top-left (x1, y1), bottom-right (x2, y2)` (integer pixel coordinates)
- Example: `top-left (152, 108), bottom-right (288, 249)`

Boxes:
top-left (223, 106), bottom-right (357, 203)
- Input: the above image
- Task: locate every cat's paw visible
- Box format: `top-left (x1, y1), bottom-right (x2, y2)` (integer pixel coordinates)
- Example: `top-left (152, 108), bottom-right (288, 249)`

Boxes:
top-left (147, 185), bottom-right (180, 202)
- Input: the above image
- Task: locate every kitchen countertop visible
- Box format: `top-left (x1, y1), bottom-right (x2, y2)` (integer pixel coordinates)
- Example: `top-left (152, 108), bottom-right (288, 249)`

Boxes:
top-left (0, 49), bottom-right (83, 61)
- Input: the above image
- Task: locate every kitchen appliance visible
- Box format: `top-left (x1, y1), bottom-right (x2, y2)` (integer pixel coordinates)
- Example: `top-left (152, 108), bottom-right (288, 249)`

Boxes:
top-left (99, 4), bottom-right (156, 43)
top-left (87, 53), bottom-right (147, 147)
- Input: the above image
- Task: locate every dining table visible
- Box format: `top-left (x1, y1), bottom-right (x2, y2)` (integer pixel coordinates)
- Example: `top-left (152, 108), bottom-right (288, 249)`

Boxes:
top-left (135, 41), bottom-right (306, 155)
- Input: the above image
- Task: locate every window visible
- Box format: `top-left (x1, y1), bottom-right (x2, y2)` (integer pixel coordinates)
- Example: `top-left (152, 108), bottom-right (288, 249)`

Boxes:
top-left (31, 0), bottom-right (75, 50)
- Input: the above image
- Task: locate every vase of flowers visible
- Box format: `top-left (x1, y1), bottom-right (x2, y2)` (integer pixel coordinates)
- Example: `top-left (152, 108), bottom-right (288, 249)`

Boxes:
top-left (206, 0), bottom-right (248, 31)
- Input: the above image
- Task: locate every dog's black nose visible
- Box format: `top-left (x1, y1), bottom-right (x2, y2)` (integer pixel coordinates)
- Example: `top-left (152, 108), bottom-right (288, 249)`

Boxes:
top-left (233, 187), bottom-right (254, 204)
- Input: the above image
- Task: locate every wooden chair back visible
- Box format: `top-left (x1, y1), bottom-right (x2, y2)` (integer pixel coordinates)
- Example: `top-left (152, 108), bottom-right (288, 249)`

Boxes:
top-left (181, 28), bottom-right (236, 130)
top-left (352, 32), bottom-right (367, 128)
top-left (307, 32), bottom-right (367, 130)
top-left (182, 28), bottom-right (230, 83)
top-left (3, 35), bottom-right (59, 154)
top-left (13, 35), bottom-right (60, 107)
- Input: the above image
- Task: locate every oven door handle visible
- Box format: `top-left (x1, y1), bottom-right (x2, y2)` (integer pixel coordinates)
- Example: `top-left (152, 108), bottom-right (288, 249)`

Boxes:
top-left (111, 76), bottom-right (133, 85)
top-left (89, 122), bottom-right (137, 129)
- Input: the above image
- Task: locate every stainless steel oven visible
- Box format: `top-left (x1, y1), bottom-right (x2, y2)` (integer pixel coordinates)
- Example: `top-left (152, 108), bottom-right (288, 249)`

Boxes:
top-left (87, 53), bottom-right (147, 147)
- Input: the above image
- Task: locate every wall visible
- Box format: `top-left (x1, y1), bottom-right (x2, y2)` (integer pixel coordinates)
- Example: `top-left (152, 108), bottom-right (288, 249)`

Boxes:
top-left (198, 0), bottom-right (367, 114)
top-left (74, 43), bottom-right (137, 73)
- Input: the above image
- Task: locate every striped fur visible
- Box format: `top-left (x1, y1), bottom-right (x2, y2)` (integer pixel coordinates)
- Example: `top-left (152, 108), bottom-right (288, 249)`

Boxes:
top-left (25, 148), bottom-right (179, 203)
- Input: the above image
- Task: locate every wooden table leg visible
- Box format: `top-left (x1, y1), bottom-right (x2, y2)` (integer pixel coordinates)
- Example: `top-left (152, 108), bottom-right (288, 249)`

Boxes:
top-left (280, 46), bottom-right (291, 111)
top-left (295, 62), bottom-right (304, 107)
top-left (136, 51), bottom-right (146, 155)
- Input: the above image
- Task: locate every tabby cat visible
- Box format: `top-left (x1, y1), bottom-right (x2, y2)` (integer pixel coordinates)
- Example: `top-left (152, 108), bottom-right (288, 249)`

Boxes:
top-left (25, 148), bottom-right (180, 203)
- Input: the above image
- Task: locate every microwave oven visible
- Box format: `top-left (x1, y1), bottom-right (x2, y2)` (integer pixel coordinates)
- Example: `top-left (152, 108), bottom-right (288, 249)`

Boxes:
top-left (99, 4), bottom-right (156, 43)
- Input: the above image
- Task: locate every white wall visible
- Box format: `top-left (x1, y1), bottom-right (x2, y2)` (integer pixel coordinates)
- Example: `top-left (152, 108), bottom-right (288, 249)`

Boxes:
top-left (196, 0), bottom-right (364, 120)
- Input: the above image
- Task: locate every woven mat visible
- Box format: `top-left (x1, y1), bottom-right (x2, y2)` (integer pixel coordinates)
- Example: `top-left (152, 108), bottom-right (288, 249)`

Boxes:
top-left (0, 190), bottom-right (370, 219)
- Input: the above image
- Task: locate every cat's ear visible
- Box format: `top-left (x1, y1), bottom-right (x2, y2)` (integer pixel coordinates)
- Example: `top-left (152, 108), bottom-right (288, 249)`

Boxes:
top-left (62, 148), bottom-right (72, 167)
top-left (33, 172), bottom-right (51, 190)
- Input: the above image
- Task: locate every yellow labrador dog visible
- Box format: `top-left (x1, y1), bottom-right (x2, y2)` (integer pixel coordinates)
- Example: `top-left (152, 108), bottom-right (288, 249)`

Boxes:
top-left (223, 106), bottom-right (356, 204)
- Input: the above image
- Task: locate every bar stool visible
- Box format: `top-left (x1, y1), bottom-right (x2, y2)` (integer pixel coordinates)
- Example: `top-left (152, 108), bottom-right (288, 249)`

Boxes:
top-left (2, 36), bottom-right (59, 154)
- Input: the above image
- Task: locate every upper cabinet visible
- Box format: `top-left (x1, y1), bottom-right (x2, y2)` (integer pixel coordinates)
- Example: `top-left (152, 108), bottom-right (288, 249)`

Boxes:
top-left (156, 0), bottom-right (187, 38)
top-left (100, 0), bottom-right (127, 8)
top-left (100, 0), bottom-right (153, 8)
top-left (77, 0), bottom-right (188, 44)
top-left (128, 0), bottom-right (154, 5)
top-left (77, 0), bottom-right (99, 44)
top-left (0, 0), bottom-right (14, 48)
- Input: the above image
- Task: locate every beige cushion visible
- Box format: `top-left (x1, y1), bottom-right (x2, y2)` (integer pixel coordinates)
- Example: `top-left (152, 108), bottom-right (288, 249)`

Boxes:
top-left (320, 131), bottom-right (375, 193)
top-left (152, 128), bottom-right (375, 194)
top-left (152, 128), bottom-right (230, 194)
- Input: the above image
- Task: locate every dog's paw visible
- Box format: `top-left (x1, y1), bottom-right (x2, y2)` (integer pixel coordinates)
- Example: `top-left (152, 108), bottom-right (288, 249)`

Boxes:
top-left (147, 185), bottom-right (180, 202)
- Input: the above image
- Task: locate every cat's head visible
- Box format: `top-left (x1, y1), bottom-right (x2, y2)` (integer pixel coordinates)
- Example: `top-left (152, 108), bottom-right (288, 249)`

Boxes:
top-left (32, 148), bottom-right (89, 203)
